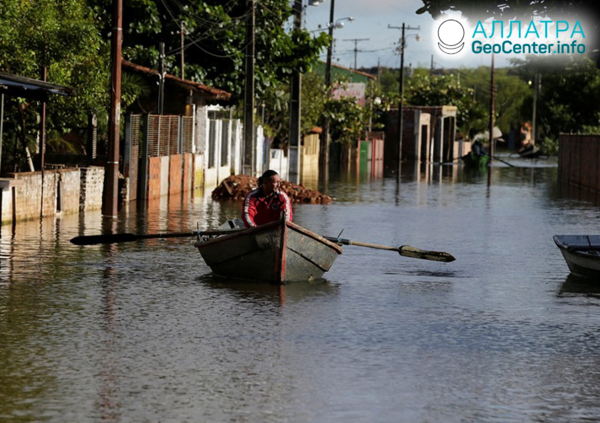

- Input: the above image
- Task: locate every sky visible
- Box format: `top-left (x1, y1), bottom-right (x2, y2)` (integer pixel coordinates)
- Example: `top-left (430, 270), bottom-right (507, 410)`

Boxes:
top-left (301, 0), bottom-right (495, 71)
top-left (301, 0), bottom-right (594, 71)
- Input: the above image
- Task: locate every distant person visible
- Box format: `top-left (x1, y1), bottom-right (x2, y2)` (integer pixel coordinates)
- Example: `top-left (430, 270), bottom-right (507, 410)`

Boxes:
top-left (242, 170), bottom-right (293, 228)
top-left (472, 140), bottom-right (486, 156)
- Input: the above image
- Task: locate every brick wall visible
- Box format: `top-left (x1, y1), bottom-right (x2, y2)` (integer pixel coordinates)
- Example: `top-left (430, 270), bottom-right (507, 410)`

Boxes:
top-left (147, 157), bottom-right (162, 199)
top-left (183, 153), bottom-right (192, 194)
top-left (1, 167), bottom-right (95, 224)
top-left (59, 169), bottom-right (82, 213)
top-left (193, 153), bottom-right (204, 189)
top-left (9, 171), bottom-right (56, 221)
top-left (80, 167), bottom-right (105, 211)
top-left (0, 166), bottom-right (152, 225)
top-left (169, 154), bottom-right (183, 195)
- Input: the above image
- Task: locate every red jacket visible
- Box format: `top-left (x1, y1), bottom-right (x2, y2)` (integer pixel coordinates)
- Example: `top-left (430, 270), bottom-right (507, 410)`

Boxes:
top-left (242, 188), bottom-right (293, 228)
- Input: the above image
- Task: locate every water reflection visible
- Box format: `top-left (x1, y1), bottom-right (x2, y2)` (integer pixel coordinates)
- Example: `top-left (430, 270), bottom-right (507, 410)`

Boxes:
top-left (98, 265), bottom-right (121, 421)
top-left (558, 274), bottom-right (600, 298)
top-left (558, 181), bottom-right (600, 207)
top-left (198, 274), bottom-right (340, 307)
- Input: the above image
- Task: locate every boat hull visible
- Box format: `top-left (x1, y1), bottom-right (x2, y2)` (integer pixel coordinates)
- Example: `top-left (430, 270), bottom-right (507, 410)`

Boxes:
top-left (518, 145), bottom-right (542, 158)
top-left (461, 153), bottom-right (489, 169)
top-left (553, 235), bottom-right (600, 279)
top-left (195, 220), bottom-right (343, 284)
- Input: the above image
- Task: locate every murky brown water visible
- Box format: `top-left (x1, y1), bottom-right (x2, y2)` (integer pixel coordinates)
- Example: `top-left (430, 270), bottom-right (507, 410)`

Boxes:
top-left (3, 157), bottom-right (600, 422)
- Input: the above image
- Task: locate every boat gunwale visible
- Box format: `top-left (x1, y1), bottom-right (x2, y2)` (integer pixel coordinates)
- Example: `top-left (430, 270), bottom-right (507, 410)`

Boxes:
top-left (194, 220), bottom-right (344, 255)
top-left (554, 235), bottom-right (600, 258)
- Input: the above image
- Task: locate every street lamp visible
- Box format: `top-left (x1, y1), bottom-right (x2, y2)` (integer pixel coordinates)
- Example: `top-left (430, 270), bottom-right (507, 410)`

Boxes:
top-left (332, 16), bottom-right (354, 29)
top-left (309, 16), bottom-right (354, 33)
top-left (388, 23), bottom-right (419, 171)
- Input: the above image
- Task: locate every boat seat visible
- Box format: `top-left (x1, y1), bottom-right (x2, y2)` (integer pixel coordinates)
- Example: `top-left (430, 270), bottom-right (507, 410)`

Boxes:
top-left (219, 218), bottom-right (245, 231)
top-left (561, 235), bottom-right (600, 250)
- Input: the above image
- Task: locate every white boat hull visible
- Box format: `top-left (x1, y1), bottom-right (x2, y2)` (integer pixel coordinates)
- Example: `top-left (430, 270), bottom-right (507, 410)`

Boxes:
top-left (554, 235), bottom-right (600, 279)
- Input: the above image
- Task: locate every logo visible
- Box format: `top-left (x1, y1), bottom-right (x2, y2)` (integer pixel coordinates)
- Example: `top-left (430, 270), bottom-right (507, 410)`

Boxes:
top-left (437, 19), bottom-right (465, 54)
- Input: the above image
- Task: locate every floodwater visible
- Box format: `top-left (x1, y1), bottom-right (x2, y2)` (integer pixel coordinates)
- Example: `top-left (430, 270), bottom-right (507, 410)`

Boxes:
top-left (3, 157), bottom-right (600, 423)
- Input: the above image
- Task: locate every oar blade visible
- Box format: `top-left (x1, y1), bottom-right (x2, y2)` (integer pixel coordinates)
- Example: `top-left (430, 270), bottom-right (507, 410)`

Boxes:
top-left (70, 233), bottom-right (138, 245)
top-left (399, 245), bottom-right (456, 262)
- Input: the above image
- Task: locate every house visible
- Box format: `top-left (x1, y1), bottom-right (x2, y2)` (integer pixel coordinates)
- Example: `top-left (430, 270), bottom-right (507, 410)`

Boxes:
top-left (386, 105), bottom-right (458, 168)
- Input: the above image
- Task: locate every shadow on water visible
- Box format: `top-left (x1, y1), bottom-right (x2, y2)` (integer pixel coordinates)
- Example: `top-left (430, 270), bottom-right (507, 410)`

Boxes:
top-left (556, 181), bottom-right (600, 207)
top-left (558, 273), bottom-right (600, 298)
top-left (400, 269), bottom-right (461, 278)
top-left (197, 273), bottom-right (340, 305)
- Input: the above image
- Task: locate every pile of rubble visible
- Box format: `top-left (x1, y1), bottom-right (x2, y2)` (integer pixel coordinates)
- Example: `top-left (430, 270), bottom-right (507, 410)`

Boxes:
top-left (211, 174), bottom-right (332, 204)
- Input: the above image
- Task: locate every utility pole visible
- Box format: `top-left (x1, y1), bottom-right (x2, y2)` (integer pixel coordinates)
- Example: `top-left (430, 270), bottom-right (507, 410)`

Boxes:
top-left (489, 53), bottom-right (495, 161)
top-left (388, 23), bottom-right (419, 171)
top-left (102, 0), bottom-right (123, 218)
top-left (180, 22), bottom-right (185, 79)
top-left (158, 42), bottom-right (165, 114)
top-left (320, 0), bottom-right (335, 178)
top-left (243, 0), bottom-right (256, 176)
top-left (39, 65), bottom-right (47, 171)
top-left (288, 0), bottom-right (303, 184)
top-left (532, 73), bottom-right (541, 144)
top-left (343, 38), bottom-right (369, 69)
top-left (397, 24), bottom-right (406, 168)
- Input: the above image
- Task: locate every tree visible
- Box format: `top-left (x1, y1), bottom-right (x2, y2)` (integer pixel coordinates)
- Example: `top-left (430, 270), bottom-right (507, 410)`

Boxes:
top-left (323, 96), bottom-right (367, 147)
top-left (300, 71), bottom-right (327, 136)
top-left (89, 0), bottom-right (330, 103)
top-left (0, 0), bottom-right (109, 169)
top-left (457, 66), bottom-right (531, 136)
top-left (0, 0), bottom-right (331, 169)
top-left (511, 55), bottom-right (600, 140)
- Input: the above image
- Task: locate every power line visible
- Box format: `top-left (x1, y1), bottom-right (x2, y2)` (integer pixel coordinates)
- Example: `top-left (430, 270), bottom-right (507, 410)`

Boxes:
top-left (342, 38), bottom-right (369, 69)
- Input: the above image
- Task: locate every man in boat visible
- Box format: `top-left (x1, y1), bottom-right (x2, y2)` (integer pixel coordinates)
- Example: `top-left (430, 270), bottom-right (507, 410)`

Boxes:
top-left (472, 139), bottom-right (485, 156)
top-left (242, 170), bottom-right (293, 228)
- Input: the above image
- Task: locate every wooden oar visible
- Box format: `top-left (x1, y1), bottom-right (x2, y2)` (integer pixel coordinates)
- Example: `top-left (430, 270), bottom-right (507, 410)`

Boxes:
top-left (322, 236), bottom-right (456, 262)
top-left (70, 229), bottom-right (243, 246)
top-left (484, 154), bottom-right (515, 168)
top-left (442, 156), bottom-right (463, 164)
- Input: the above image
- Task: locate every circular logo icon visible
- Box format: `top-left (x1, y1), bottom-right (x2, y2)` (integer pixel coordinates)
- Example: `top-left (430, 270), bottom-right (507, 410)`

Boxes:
top-left (437, 19), bottom-right (465, 55)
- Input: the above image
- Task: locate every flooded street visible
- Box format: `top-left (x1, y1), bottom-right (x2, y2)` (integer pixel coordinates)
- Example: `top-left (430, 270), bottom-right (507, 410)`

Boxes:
top-left (3, 158), bottom-right (600, 422)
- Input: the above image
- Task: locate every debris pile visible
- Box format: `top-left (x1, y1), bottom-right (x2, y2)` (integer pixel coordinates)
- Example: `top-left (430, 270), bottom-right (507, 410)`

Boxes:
top-left (211, 175), bottom-right (332, 204)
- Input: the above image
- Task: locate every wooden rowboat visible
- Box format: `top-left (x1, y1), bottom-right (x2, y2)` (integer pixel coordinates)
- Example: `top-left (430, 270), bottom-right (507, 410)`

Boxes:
top-left (194, 219), bottom-right (343, 284)
top-left (553, 235), bottom-right (600, 279)
top-left (518, 144), bottom-right (542, 159)
top-left (461, 152), bottom-right (489, 169)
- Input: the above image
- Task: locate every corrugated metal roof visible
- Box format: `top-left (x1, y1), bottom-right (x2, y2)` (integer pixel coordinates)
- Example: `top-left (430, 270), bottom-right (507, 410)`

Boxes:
top-left (0, 72), bottom-right (75, 99)
top-left (122, 61), bottom-right (231, 101)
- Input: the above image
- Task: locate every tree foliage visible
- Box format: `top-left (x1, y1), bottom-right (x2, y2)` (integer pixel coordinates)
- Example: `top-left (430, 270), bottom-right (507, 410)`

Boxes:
top-left (88, 0), bottom-right (329, 102)
top-left (323, 97), bottom-right (367, 146)
top-left (0, 0), bottom-right (109, 168)
top-left (406, 70), bottom-right (477, 131)
top-left (455, 66), bottom-right (531, 136)
top-left (0, 0), bottom-right (336, 158)
top-left (511, 55), bottom-right (600, 141)
top-left (300, 71), bottom-right (327, 136)
top-left (0, 0), bottom-right (332, 169)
